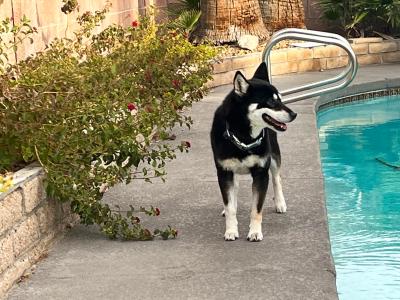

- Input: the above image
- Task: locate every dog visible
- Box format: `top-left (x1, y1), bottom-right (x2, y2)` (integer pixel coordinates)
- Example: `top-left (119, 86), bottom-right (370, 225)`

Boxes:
top-left (210, 62), bottom-right (297, 241)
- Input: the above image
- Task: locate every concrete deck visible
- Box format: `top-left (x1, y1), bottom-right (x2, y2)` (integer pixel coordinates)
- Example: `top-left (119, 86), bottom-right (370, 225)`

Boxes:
top-left (7, 64), bottom-right (400, 300)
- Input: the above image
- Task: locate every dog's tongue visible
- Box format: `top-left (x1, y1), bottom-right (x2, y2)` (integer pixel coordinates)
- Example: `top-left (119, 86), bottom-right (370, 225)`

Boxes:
top-left (263, 114), bottom-right (287, 131)
top-left (274, 121), bottom-right (287, 131)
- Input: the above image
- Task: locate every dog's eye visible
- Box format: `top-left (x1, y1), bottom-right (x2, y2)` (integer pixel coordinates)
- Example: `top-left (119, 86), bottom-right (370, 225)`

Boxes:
top-left (273, 93), bottom-right (282, 101)
top-left (256, 99), bottom-right (276, 109)
top-left (268, 98), bottom-right (278, 106)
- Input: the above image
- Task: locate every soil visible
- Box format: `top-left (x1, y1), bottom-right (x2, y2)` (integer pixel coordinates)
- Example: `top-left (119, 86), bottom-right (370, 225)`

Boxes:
top-left (1, 160), bottom-right (31, 175)
top-left (217, 40), bottom-right (299, 57)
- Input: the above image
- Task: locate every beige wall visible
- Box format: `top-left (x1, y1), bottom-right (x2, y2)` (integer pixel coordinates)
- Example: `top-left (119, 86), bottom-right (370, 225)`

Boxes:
top-left (1, 0), bottom-right (148, 61)
top-left (1, 0), bottom-right (334, 62)
top-left (0, 0), bottom-right (175, 61)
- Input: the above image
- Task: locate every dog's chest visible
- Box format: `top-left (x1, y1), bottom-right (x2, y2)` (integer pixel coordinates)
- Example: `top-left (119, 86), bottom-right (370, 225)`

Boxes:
top-left (218, 155), bottom-right (269, 174)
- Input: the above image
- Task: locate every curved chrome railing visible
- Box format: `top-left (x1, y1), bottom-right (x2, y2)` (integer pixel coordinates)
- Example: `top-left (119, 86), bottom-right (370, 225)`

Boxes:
top-left (262, 28), bottom-right (358, 104)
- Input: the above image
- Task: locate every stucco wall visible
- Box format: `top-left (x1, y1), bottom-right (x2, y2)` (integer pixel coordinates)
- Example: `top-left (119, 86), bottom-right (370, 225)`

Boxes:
top-left (0, 0), bottom-right (333, 62)
top-left (0, 0), bottom-right (173, 62)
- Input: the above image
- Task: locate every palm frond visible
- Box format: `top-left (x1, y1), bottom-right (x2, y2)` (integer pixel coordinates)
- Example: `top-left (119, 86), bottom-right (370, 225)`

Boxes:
top-left (173, 9), bottom-right (201, 33)
top-left (168, 0), bottom-right (200, 17)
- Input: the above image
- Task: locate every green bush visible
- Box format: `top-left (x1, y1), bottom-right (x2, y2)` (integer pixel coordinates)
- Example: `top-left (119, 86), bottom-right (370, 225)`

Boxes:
top-left (0, 9), bottom-right (216, 240)
top-left (168, 0), bottom-right (201, 38)
top-left (319, 0), bottom-right (400, 37)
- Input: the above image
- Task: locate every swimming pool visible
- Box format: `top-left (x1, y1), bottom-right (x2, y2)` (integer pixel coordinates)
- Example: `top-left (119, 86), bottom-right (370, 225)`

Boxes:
top-left (317, 95), bottom-right (400, 300)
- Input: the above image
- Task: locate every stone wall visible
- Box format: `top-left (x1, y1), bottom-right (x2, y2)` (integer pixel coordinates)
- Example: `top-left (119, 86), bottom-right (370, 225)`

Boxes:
top-left (210, 38), bottom-right (400, 87)
top-left (0, 164), bottom-right (77, 299)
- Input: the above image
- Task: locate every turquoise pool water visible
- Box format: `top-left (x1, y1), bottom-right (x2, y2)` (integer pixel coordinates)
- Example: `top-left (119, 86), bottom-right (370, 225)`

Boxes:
top-left (317, 96), bottom-right (400, 300)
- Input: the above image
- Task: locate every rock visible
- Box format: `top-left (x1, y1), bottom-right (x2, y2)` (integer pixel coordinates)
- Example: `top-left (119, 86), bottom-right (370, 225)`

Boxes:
top-left (237, 35), bottom-right (259, 51)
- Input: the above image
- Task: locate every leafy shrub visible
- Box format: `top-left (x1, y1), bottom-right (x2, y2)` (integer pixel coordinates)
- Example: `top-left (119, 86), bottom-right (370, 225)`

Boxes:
top-left (168, 0), bottom-right (201, 37)
top-left (61, 0), bottom-right (78, 14)
top-left (171, 9), bottom-right (201, 35)
top-left (169, 0), bottom-right (200, 13)
top-left (319, 0), bottom-right (400, 37)
top-left (0, 9), bottom-right (216, 240)
top-left (0, 16), bottom-right (36, 74)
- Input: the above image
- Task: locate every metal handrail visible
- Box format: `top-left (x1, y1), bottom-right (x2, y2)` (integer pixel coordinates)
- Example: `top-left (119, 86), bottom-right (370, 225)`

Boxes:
top-left (262, 29), bottom-right (358, 104)
top-left (266, 29), bottom-right (353, 95)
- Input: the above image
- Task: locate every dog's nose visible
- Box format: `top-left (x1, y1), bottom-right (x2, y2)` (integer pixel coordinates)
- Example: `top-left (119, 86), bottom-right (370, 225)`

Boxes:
top-left (289, 111), bottom-right (297, 121)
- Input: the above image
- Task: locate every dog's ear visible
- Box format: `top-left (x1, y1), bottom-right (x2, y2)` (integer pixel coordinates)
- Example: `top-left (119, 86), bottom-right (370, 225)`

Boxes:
top-left (253, 62), bottom-right (270, 82)
top-left (233, 71), bottom-right (249, 96)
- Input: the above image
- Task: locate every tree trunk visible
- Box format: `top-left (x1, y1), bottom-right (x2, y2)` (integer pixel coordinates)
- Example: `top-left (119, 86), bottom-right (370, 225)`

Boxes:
top-left (258, 0), bottom-right (306, 33)
top-left (194, 0), bottom-right (269, 44)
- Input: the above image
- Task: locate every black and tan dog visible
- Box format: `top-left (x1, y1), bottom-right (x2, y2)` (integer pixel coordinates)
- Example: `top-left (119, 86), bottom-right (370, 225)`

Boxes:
top-left (210, 62), bottom-right (297, 241)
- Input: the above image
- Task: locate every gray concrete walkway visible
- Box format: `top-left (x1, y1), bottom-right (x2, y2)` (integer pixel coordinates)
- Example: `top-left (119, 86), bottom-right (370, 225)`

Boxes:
top-left (7, 64), bottom-right (400, 300)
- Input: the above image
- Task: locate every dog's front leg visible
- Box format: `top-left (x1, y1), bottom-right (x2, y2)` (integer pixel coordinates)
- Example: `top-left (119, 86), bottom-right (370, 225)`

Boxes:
top-left (217, 168), bottom-right (239, 241)
top-left (271, 158), bottom-right (287, 213)
top-left (248, 167), bottom-right (269, 242)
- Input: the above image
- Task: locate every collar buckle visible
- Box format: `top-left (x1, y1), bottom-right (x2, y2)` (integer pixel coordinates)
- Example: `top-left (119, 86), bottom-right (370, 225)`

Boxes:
top-left (224, 123), bottom-right (265, 152)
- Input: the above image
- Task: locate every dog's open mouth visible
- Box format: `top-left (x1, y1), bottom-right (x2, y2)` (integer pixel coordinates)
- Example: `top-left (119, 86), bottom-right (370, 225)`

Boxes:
top-left (262, 114), bottom-right (287, 131)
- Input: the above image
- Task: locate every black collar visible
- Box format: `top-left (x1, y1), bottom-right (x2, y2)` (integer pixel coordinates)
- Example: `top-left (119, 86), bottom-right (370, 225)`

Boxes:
top-left (223, 122), bottom-right (265, 152)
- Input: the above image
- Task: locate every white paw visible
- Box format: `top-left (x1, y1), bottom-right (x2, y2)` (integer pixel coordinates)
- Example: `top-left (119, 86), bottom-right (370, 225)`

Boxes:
top-left (224, 230), bottom-right (239, 241)
top-left (247, 231), bottom-right (263, 242)
top-left (274, 197), bottom-right (287, 213)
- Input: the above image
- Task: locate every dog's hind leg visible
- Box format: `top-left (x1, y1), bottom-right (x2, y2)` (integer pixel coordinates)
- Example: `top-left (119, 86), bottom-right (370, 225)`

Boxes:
top-left (217, 168), bottom-right (239, 241)
top-left (247, 167), bottom-right (269, 242)
top-left (271, 156), bottom-right (287, 213)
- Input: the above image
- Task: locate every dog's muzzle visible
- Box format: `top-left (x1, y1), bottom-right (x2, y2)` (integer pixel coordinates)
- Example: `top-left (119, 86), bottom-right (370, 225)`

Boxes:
top-left (262, 109), bottom-right (297, 132)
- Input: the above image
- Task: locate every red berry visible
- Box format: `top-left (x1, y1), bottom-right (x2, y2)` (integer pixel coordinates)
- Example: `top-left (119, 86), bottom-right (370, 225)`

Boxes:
top-left (127, 103), bottom-right (136, 111)
top-left (172, 79), bottom-right (181, 89)
top-left (131, 20), bottom-right (139, 27)
top-left (155, 208), bottom-right (160, 216)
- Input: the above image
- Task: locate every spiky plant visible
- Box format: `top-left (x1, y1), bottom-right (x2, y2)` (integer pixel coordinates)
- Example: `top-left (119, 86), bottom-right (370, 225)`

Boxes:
top-left (168, 0), bottom-right (201, 36)
top-left (381, 0), bottom-right (400, 29)
top-left (319, 0), bottom-right (400, 37)
top-left (173, 9), bottom-right (201, 34)
top-left (168, 0), bottom-right (200, 17)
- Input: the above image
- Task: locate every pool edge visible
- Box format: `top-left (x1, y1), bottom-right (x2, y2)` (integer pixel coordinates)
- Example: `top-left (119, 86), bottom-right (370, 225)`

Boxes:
top-left (314, 78), bottom-right (400, 299)
top-left (316, 78), bottom-right (400, 112)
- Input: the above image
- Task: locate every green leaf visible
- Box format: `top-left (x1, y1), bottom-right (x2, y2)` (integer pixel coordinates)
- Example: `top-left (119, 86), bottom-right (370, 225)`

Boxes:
top-left (111, 64), bottom-right (117, 75)
top-left (21, 146), bottom-right (33, 162)
top-left (173, 10), bottom-right (201, 33)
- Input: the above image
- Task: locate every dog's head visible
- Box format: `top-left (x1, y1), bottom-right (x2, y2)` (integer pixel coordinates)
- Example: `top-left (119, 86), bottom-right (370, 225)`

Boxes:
top-left (232, 62), bottom-right (297, 134)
